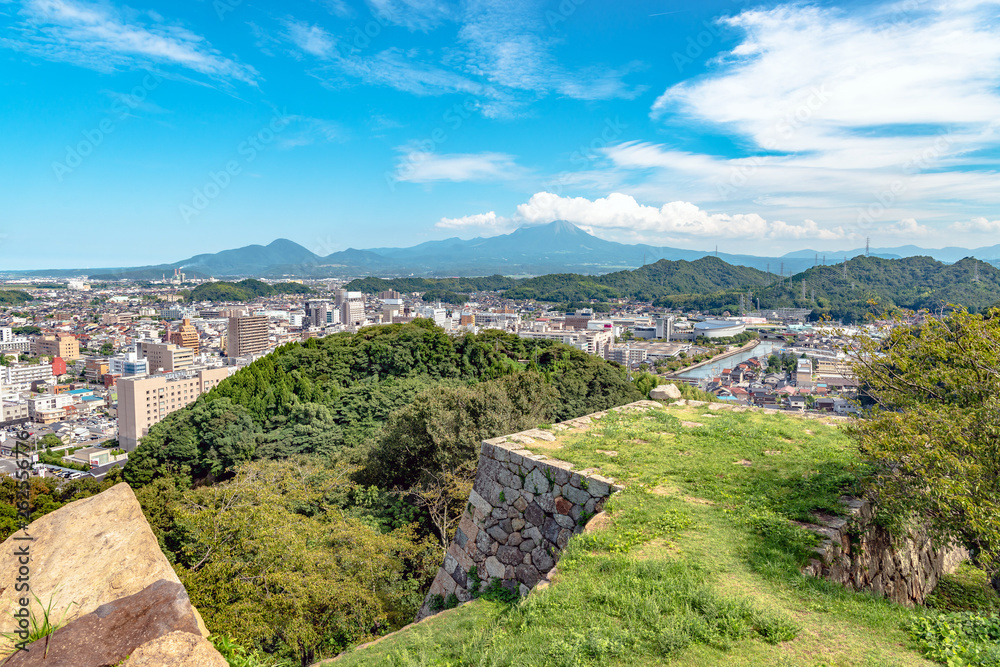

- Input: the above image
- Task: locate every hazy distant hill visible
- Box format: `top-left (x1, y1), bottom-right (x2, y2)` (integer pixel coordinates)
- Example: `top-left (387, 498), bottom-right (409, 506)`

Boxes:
top-left (11, 221), bottom-right (1000, 280)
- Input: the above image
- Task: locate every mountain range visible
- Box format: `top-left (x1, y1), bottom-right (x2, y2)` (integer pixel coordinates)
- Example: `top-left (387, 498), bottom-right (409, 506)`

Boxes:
top-left (8, 221), bottom-right (1000, 279)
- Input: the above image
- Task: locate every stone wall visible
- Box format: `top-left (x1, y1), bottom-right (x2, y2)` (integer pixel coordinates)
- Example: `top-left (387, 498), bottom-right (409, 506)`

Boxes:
top-left (415, 403), bottom-right (657, 621)
top-left (802, 497), bottom-right (968, 606)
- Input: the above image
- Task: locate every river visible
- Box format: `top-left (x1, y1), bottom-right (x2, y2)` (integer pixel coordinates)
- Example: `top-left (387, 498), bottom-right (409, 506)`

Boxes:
top-left (674, 340), bottom-right (787, 380)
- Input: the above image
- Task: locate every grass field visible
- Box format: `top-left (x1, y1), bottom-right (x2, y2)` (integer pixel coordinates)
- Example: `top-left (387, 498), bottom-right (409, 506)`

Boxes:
top-left (328, 403), bottom-right (990, 667)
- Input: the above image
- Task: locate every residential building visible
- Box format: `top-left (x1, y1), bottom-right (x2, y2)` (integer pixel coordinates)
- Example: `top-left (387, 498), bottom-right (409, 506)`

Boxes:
top-left (84, 357), bottom-right (110, 383)
top-left (606, 345), bottom-right (648, 366)
top-left (138, 341), bottom-right (194, 373)
top-left (117, 367), bottom-right (231, 451)
top-left (168, 318), bottom-right (200, 353)
top-left (0, 401), bottom-right (29, 425)
top-left (2, 363), bottom-right (55, 392)
top-left (796, 358), bottom-right (814, 388)
top-left (28, 393), bottom-right (74, 421)
top-left (226, 316), bottom-right (269, 357)
top-left (0, 328), bottom-right (30, 353)
top-left (33, 334), bottom-right (80, 360)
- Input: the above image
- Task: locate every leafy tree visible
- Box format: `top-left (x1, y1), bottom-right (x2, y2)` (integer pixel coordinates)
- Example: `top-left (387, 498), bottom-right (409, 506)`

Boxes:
top-left (99, 342), bottom-right (114, 355)
top-left (171, 459), bottom-right (437, 666)
top-left (850, 308), bottom-right (1000, 591)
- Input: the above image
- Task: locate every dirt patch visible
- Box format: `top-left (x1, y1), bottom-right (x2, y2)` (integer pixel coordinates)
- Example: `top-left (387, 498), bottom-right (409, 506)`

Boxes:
top-left (583, 512), bottom-right (612, 533)
top-left (596, 449), bottom-right (618, 457)
top-left (733, 459), bottom-right (753, 466)
top-left (677, 451), bottom-right (693, 456)
top-left (630, 438), bottom-right (650, 444)
top-left (681, 421), bottom-right (704, 428)
top-left (763, 450), bottom-right (782, 456)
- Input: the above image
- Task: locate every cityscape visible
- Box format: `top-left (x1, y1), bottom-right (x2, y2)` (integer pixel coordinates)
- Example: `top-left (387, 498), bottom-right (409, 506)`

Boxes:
top-left (1, 0), bottom-right (999, 665)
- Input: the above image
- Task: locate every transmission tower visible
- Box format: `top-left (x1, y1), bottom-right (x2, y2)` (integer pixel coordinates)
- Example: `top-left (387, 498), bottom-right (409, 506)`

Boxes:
top-left (865, 238), bottom-right (870, 257)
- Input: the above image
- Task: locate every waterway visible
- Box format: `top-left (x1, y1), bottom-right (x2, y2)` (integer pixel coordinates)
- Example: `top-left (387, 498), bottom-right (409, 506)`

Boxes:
top-left (674, 340), bottom-right (788, 380)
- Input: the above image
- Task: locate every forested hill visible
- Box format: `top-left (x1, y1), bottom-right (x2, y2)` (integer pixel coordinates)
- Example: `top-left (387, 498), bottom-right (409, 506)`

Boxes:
top-left (346, 257), bottom-right (770, 303)
top-left (115, 321), bottom-right (642, 664)
top-left (185, 278), bottom-right (311, 302)
top-left (657, 255), bottom-right (1000, 322)
top-left (348, 255), bottom-right (1000, 323)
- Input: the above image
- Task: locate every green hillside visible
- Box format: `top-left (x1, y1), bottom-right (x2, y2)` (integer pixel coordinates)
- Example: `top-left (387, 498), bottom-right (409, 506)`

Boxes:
top-left (116, 322), bottom-right (643, 664)
top-left (330, 403), bottom-right (996, 667)
top-left (186, 278), bottom-right (312, 302)
top-left (346, 255), bottom-right (1000, 322)
top-left (0, 289), bottom-right (34, 305)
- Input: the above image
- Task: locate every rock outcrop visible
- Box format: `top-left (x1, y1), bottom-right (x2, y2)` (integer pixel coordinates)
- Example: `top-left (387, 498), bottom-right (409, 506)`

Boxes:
top-left (649, 383), bottom-right (682, 400)
top-left (122, 631), bottom-right (229, 667)
top-left (6, 580), bottom-right (204, 666)
top-left (0, 482), bottom-right (223, 666)
top-left (802, 497), bottom-right (968, 606)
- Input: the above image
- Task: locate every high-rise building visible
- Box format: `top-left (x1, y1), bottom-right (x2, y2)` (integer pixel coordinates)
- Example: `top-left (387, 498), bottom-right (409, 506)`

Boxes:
top-left (117, 367), bottom-right (231, 451)
top-left (138, 341), bottom-right (194, 373)
top-left (33, 334), bottom-right (80, 360)
top-left (226, 316), bottom-right (269, 357)
top-left (304, 301), bottom-right (330, 328)
top-left (340, 292), bottom-right (365, 328)
top-left (168, 318), bottom-right (200, 353)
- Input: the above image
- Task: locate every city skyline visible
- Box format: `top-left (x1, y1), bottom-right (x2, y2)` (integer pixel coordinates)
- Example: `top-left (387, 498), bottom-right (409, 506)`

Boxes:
top-left (3, 0), bottom-right (1000, 269)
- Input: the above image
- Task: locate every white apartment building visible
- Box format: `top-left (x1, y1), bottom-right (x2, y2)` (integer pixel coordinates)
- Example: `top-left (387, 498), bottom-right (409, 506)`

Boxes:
top-left (2, 363), bottom-right (55, 392)
top-left (117, 367), bottom-right (232, 451)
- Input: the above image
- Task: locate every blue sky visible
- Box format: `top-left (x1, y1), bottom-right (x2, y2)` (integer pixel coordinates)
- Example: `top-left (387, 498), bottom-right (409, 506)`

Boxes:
top-left (2, 0), bottom-right (1000, 269)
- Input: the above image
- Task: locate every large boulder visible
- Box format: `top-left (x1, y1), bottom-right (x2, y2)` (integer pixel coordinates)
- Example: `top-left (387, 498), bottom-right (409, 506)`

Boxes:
top-left (123, 631), bottom-right (229, 667)
top-left (649, 383), bottom-right (682, 400)
top-left (5, 580), bottom-right (203, 666)
top-left (0, 483), bottom-right (211, 654)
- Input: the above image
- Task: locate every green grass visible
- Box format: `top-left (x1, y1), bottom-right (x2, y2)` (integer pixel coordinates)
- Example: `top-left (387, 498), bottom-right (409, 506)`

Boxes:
top-left (329, 405), bottom-right (956, 667)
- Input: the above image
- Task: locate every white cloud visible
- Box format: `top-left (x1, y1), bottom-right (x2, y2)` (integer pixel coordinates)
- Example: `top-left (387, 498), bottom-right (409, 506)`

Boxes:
top-left (283, 20), bottom-right (336, 58)
top-left (394, 150), bottom-right (522, 182)
top-left (3, 0), bottom-right (258, 83)
top-left (514, 192), bottom-right (847, 241)
top-left (949, 217), bottom-right (1000, 233)
top-left (601, 1), bottom-right (1000, 247)
top-left (436, 211), bottom-right (515, 233)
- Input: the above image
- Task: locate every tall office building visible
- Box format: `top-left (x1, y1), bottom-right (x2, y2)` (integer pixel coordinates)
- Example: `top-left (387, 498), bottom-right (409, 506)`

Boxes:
top-left (168, 318), bottom-right (200, 353)
top-left (117, 367), bottom-right (230, 451)
top-left (340, 292), bottom-right (365, 328)
top-left (304, 301), bottom-right (329, 328)
top-left (226, 316), bottom-right (269, 357)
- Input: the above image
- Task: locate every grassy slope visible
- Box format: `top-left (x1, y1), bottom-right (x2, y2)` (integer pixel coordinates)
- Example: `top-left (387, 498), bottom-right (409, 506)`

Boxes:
top-left (330, 405), bottom-right (936, 667)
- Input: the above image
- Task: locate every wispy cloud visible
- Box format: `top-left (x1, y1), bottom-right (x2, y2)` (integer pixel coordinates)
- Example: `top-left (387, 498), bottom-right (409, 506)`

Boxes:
top-left (278, 0), bottom-right (643, 117)
top-left (2, 0), bottom-right (258, 84)
top-left (395, 150), bottom-right (523, 182)
top-left (366, 0), bottom-right (453, 31)
top-left (283, 19), bottom-right (336, 59)
top-left (437, 210), bottom-right (515, 233)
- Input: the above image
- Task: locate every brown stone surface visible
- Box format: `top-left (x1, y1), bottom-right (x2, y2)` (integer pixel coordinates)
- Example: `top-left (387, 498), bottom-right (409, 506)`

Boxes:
top-left (122, 631), bottom-right (229, 667)
top-left (6, 580), bottom-right (203, 667)
top-left (554, 497), bottom-right (572, 515)
top-left (0, 483), bottom-right (210, 653)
